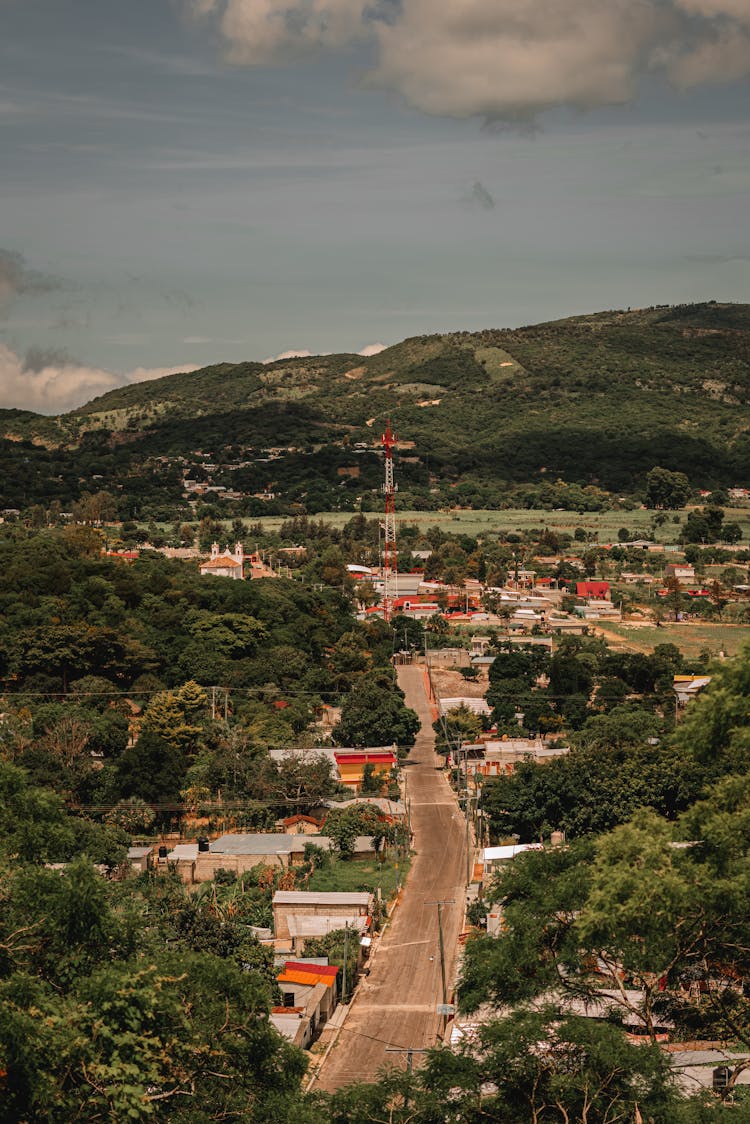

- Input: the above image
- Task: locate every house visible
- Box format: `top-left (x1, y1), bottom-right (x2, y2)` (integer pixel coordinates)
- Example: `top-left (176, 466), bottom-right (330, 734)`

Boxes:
top-left (456, 739), bottom-right (570, 778)
top-left (245, 551), bottom-right (278, 580)
top-left (270, 972), bottom-right (336, 1050)
top-left (127, 845), bottom-right (154, 874)
top-left (439, 697), bottom-right (492, 719)
top-left (334, 749), bottom-right (398, 791)
top-left (673, 674), bottom-right (712, 709)
top-left (277, 814), bottom-right (323, 835)
top-left (277, 961), bottom-right (340, 1027)
top-left (167, 834), bottom-right (301, 884)
top-left (665, 563), bottom-right (696, 586)
top-left (576, 581), bottom-right (610, 599)
top-left (482, 843), bottom-right (544, 878)
top-left (273, 890), bottom-right (374, 945)
top-left (199, 542), bottom-right (244, 580)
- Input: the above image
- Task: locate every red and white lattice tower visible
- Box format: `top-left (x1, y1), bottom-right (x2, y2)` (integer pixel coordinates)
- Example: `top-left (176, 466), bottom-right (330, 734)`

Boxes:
top-left (381, 419), bottom-right (398, 622)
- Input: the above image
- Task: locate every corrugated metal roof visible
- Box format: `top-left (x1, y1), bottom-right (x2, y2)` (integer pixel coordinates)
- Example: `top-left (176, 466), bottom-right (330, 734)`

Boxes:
top-left (278, 962), bottom-right (339, 988)
top-left (210, 833), bottom-right (297, 855)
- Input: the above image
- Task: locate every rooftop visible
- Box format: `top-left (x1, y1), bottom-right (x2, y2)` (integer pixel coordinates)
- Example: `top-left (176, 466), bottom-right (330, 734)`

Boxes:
top-left (273, 890), bottom-right (372, 906)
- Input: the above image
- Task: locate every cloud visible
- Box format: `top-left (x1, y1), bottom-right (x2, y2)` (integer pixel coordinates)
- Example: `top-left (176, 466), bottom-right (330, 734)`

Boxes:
top-left (358, 342), bottom-right (387, 356)
top-left (189, 0), bottom-right (750, 120)
top-left (0, 344), bottom-right (198, 414)
top-left (262, 348), bottom-right (314, 363)
top-left (188, 0), bottom-right (374, 64)
top-left (0, 248), bottom-right (59, 306)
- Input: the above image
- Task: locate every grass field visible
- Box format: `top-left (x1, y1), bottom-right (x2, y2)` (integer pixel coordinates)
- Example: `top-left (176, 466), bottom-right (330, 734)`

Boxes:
top-left (594, 621), bottom-right (750, 658)
top-left (307, 854), bottom-right (409, 900)
top-left (241, 507), bottom-right (750, 546)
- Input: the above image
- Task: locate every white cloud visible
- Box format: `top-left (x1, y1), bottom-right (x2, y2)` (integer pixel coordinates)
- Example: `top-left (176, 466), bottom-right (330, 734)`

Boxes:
top-left (0, 343), bottom-right (198, 414)
top-left (262, 348), bottom-right (314, 363)
top-left (190, 0), bottom-right (372, 64)
top-left (358, 342), bottom-right (387, 356)
top-left (189, 0), bottom-right (750, 119)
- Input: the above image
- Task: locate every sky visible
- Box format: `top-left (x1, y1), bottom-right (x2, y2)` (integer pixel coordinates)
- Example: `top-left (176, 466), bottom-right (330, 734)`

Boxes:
top-left (1, 0), bottom-right (749, 412)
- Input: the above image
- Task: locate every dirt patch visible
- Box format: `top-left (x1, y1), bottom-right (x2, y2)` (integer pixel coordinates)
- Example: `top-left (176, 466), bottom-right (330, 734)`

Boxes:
top-left (431, 667), bottom-right (488, 700)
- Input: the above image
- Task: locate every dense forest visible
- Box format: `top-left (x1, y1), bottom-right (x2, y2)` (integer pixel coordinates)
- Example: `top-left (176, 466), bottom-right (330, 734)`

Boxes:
top-left (0, 526), bottom-right (418, 825)
top-left (2, 302), bottom-right (750, 516)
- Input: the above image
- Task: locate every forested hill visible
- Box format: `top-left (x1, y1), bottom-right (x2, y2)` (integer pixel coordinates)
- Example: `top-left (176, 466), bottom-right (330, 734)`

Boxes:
top-left (3, 301), bottom-right (750, 512)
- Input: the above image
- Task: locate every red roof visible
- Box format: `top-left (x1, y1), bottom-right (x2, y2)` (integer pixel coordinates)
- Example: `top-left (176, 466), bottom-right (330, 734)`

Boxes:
top-left (277, 961), bottom-right (340, 988)
top-left (576, 581), bottom-right (610, 598)
top-left (334, 751), bottom-right (396, 764)
top-left (284, 961), bottom-right (339, 978)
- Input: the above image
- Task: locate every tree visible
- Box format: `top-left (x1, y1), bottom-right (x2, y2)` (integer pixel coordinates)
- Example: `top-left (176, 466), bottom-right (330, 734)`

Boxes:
top-left (433, 704), bottom-right (483, 757)
top-left (464, 791), bottom-right (750, 1068)
top-left (683, 505), bottom-right (725, 544)
top-left (663, 574), bottom-right (683, 621)
top-left (646, 466), bottom-right (691, 510)
top-left (419, 1008), bottom-right (676, 1123)
top-left (323, 804), bottom-right (388, 857)
top-left (335, 681), bottom-right (419, 750)
top-left (259, 751), bottom-right (339, 813)
top-left (140, 682), bottom-right (207, 752)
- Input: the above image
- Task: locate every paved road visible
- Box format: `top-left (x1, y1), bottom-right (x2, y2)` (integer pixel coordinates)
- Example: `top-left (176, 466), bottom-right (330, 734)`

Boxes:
top-left (315, 663), bottom-right (467, 1090)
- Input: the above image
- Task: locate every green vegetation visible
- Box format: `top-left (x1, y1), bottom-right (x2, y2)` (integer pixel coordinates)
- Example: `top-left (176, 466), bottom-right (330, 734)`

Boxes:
top-left (596, 621), bottom-right (750, 658)
top-left (4, 302), bottom-right (750, 516)
top-left (307, 855), bottom-right (408, 899)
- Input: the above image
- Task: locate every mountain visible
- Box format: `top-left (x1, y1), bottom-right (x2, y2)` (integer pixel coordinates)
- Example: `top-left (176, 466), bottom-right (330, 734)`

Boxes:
top-left (2, 302), bottom-right (750, 514)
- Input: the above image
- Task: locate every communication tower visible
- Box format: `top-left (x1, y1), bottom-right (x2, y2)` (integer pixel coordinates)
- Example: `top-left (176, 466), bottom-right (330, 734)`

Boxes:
top-left (381, 419), bottom-right (398, 621)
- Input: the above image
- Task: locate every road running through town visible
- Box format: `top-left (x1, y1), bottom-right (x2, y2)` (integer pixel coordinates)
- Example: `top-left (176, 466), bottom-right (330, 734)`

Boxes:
top-left (315, 663), bottom-right (467, 1091)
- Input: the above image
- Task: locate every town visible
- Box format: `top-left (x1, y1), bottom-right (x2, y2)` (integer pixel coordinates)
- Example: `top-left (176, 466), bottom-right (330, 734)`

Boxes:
top-left (3, 424), bottom-right (750, 1119)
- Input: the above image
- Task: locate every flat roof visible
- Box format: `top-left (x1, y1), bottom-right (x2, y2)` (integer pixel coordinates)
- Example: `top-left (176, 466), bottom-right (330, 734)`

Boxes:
top-left (273, 890), bottom-right (372, 906)
top-left (210, 833), bottom-right (298, 855)
top-left (286, 914), bottom-right (369, 938)
top-left (483, 844), bottom-right (543, 862)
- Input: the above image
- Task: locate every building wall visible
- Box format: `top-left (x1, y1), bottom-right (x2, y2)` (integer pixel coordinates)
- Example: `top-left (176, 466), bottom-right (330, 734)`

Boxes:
top-left (274, 900), bottom-right (370, 941)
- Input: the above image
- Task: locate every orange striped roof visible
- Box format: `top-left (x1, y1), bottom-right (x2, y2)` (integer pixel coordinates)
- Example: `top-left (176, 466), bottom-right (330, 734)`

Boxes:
top-left (277, 962), bottom-right (339, 989)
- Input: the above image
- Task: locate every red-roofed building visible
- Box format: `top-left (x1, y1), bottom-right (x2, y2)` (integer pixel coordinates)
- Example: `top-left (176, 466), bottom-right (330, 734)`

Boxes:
top-left (274, 960), bottom-right (341, 1044)
top-left (277, 961), bottom-right (341, 1026)
top-left (105, 550), bottom-right (140, 562)
top-left (279, 814), bottom-right (323, 835)
top-left (334, 749), bottom-right (397, 790)
top-left (576, 581), bottom-right (610, 600)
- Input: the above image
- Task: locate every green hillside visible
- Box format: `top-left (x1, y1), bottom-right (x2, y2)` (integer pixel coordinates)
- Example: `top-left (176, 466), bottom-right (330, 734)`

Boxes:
top-left (2, 302), bottom-right (750, 514)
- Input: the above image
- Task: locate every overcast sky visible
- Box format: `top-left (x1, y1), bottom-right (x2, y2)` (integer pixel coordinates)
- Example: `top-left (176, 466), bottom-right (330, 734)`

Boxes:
top-left (1, 0), bottom-right (749, 412)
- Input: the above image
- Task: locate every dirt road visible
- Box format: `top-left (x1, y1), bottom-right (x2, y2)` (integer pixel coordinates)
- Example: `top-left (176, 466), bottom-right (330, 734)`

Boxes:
top-left (315, 663), bottom-right (467, 1091)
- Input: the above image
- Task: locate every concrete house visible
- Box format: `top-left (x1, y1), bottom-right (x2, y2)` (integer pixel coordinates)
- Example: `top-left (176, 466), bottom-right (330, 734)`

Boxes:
top-left (273, 890), bottom-right (373, 951)
top-left (277, 961), bottom-right (340, 1024)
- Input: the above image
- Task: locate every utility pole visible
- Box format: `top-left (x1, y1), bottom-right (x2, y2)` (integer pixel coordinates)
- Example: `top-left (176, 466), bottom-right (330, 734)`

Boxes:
top-left (385, 1047), bottom-right (429, 1110)
top-left (426, 899), bottom-right (454, 1010)
top-left (341, 921), bottom-right (349, 1003)
top-left (381, 419), bottom-right (398, 621)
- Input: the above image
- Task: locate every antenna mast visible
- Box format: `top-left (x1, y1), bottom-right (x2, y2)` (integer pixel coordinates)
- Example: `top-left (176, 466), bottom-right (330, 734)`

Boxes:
top-left (381, 419), bottom-right (398, 622)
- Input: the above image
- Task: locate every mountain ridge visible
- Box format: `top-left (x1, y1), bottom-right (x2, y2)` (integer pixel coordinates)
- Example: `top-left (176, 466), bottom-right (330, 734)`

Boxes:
top-left (2, 302), bottom-right (750, 510)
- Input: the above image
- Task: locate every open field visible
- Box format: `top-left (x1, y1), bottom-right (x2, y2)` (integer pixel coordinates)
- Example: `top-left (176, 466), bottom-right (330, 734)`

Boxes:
top-left (594, 621), bottom-right (750, 658)
top-left (238, 507), bottom-right (750, 546)
top-left (307, 855), bottom-right (409, 899)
